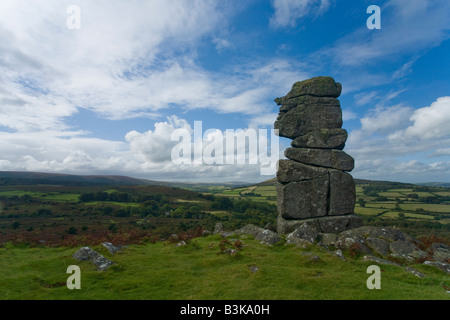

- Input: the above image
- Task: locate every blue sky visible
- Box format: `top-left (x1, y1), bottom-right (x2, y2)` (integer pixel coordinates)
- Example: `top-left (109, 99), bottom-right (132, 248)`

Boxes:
top-left (0, 0), bottom-right (449, 183)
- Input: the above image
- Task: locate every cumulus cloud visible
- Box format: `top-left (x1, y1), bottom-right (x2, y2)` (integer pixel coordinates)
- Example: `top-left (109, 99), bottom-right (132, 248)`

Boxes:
top-left (353, 158), bottom-right (450, 183)
top-left (0, 0), bottom-right (309, 131)
top-left (360, 105), bottom-right (413, 134)
top-left (347, 96), bottom-right (450, 182)
top-left (126, 116), bottom-right (193, 163)
top-left (389, 96), bottom-right (450, 141)
top-left (0, 116), bottom-right (280, 182)
top-left (0, 0), bottom-right (226, 128)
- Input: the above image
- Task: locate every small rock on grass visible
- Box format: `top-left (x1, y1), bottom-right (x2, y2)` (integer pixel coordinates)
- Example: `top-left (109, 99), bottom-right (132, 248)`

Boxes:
top-left (101, 242), bottom-right (123, 255)
top-left (73, 246), bottom-right (113, 271)
top-left (363, 255), bottom-right (399, 267)
top-left (249, 265), bottom-right (259, 273)
top-left (405, 267), bottom-right (426, 279)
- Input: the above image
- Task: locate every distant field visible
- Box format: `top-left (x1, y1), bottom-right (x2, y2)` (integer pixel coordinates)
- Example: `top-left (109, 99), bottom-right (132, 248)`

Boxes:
top-left (381, 212), bottom-right (435, 220)
top-left (354, 207), bottom-right (386, 216)
top-left (41, 193), bottom-right (80, 201)
top-left (84, 201), bottom-right (141, 207)
top-left (399, 203), bottom-right (450, 213)
top-left (0, 190), bottom-right (46, 197)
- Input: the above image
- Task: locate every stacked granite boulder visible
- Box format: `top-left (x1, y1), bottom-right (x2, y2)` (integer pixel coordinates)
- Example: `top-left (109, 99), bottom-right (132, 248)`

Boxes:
top-left (274, 76), bottom-right (363, 234)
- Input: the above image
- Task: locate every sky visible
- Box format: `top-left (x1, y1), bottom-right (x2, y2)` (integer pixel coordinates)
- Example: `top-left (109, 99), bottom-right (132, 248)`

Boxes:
top-left (0, 0), bottom-right (449, 184)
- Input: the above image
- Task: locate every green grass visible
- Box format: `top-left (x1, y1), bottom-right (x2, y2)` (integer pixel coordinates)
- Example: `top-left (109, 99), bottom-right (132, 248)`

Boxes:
top-left (214, 193), bottom-right (241, 197)
top-left (205, 211), bottom-right (231, 217)
top-left (435, 192), bottom-right (450, 197)
top-left (84, 201), bottom-right (141, 207)
top-left (389, 189), bottom-right (414, 193)
top-left (399, 204), bottom-right (450, 213)
top-left (381, 212), bottom-right (435, 220)
top-left (378, 192), bottom-right (406, 198)
top-left (0, 190), bottom-right (46, 197)
top-left (354, 207), bottom-right (387, 216)
top-left (40, 193), bottom-right (80, 202)
top-left (1, 236), bottom-right (449, 300)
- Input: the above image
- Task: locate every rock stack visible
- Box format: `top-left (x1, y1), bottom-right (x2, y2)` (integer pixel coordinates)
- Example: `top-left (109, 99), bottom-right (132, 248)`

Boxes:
top-left (274, 76), bottom-right (363, 234)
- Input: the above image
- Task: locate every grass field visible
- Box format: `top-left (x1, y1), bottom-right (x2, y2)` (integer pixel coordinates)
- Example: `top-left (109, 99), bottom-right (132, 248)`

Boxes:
top-left (1, 235), bottom-right (449, 300)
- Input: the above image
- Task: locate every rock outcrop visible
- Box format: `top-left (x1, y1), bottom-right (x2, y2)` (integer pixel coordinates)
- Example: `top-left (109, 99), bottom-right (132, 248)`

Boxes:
top-left (72, 246), bottom-right (114, 271)
top-left (274, 76), bottom-right (363, 233)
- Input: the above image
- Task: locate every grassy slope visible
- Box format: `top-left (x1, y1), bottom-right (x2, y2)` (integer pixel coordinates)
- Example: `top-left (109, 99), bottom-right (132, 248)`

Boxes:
top-left (1, 235), bottom-right (449, 300)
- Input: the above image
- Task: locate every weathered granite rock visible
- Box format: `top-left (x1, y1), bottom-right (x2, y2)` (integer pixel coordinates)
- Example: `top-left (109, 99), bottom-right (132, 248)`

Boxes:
top-left (274, 76), bottom-right (359, 234)
top-left (277, 178), bottom-right (329, 219)
top-left (277, 159), bottom-right (328, 183)
top-left (405, 267), bottom-right (426, 278)
top-left (274, 77), bottom-right (342, 103)
top-left (431, 243), bottom-right (450, 263)
top-left (319, 233), bottom-right (338, 247)
top-left (336, 236), bottom-right (372, 254)
top-left (291, 128), bottom-right (348, 150)
top-left (320, 215), bottom-right (364, 234)
top-left (339, 226), bottom-right (407, 243)
top-left (365, 237), bottom-right (390, 257)
top-left (277, 214), bottom-right (363, 234)
top-left (234, 224), bottom-right (281, 246)
top-left (73, 247), bottom-right (113, 271)
top-left (275, 103), bottom-right (343, 139)
top-left (286, 223), bottom-right (318, 244)
top-left (328, 169), bottom-right (356, 215)
top-left (101, 242), bottom-right (123, 255)
top-left (277, 161), bottom-right (355, 217)
top-left (390, 240), bottom-right (419, 256)
top-left (285, 148), bottom-right (354, 172)
top-left (277, 96), bottom-right (340, 113)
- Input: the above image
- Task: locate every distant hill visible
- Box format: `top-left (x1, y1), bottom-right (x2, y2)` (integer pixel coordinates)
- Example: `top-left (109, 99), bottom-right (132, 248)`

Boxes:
top-left (0, 171), bottom-right (159, 187)
top-left (417, 182), bottom-right (450, 188)
top-left (0, 171), bottom-right (251, 189)
top-left (1, 170), bottom-right (448, 190)
top-left (255, 177), bottom-right (277, 186)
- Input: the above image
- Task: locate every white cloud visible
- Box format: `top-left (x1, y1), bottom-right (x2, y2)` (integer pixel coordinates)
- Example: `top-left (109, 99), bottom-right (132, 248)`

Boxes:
top-left (270, 0), bottom-right (331, 28)
top-left (0, 0), bottom-right (310, 132)
top-left (0, 0), bottom-right (229, 127)
top-left (352, 158), bottom-right (450, 183)
top-left (212, 37), bottom-right (233, 52)
top-left (429, 148), bottom-right (450, 157)
top-left (342, 109), bottom-right (358, 121)
top-left (0, 116), bottom-right (280, 182)
top-left (125, 116), bottom-right (192, 163)
top-left (392, 59), bottom-right (416, 80)
top-left (248, 113), bottom-right (278, 129)
top-left (0, 0), bottom-right (305, 183)
top-left (346, 96), bottom-right (450, 182)
top-left (354, 91), bottom-right (379, 106)
top-left (360, 105), bottom-right (413, 134)
top-left (389, 96), bottom-right (450, 141)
